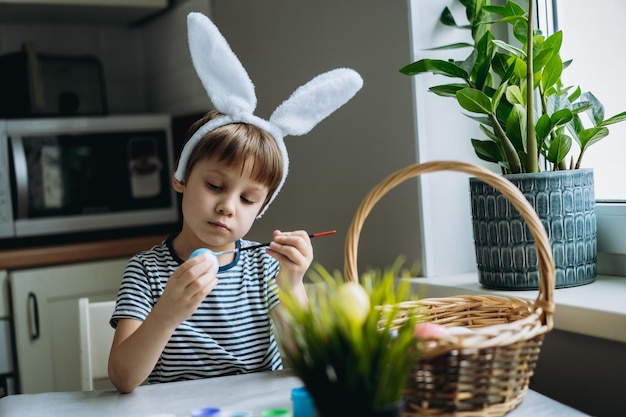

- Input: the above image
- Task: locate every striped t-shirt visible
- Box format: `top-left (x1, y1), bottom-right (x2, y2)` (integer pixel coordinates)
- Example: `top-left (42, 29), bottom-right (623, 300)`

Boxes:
top-left (111, 235), bottom-right (283, 384)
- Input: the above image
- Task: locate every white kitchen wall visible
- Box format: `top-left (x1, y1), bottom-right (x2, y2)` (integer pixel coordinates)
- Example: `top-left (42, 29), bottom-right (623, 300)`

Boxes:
top-left (141, 0), bottom-right (211, 115)
top-left (202, 0), bottom-right (424, 275)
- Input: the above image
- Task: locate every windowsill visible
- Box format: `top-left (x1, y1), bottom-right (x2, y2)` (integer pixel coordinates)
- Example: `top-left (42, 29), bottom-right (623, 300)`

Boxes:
top-left (407, 273), bottom-right (626, 344)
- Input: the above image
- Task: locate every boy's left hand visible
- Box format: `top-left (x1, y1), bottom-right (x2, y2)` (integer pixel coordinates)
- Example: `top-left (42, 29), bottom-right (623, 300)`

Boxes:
top-left (266, 229), bottom-right (313, 289)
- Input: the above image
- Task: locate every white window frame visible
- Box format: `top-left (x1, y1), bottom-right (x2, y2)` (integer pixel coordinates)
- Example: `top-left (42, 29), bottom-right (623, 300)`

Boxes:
top-left (537, 0), bottom-right (626, 275)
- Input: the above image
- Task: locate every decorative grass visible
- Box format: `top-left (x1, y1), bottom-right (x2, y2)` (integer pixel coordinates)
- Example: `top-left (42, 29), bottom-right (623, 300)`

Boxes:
top-left (277, 258), bottom-right (421, 415)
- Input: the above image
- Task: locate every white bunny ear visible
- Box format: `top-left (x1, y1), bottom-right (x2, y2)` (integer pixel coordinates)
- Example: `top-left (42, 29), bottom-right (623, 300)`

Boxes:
top-left (179, 13), bottom-right (363, 218)
top-left (187, 12), bottom-right (257, 114)
top-left (270, 68), bottom-right (363, 137)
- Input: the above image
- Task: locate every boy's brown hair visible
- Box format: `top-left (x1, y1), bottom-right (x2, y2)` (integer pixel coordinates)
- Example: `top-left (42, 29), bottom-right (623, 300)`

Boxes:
top-left (178, 111), bottom-right (284, 208)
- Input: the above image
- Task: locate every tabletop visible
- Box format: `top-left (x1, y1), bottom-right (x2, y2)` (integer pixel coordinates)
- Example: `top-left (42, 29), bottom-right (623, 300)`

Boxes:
top-left (0, 370), bottom-right (590, 417)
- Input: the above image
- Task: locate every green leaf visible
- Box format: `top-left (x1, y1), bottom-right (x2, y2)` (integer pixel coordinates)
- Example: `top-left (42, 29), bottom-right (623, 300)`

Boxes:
top-left (512, 18), bottom-right (528, 45)
top-left (544, 30), bottom-right (563, 54)
top-left (505, 85), bottom-right (525, 105)
top-left (551, 108), bottom-right (573, 126)
top-left (546, 134), bottom-right (572, 164)
top-left (492, 39), bottom-right (526, 58)
top-left (580, 92), bottom-right (604, 126)
top-left (491, 52), bottom-right (510, 80)
top-left (429, 83), bottom-right (467, 98)
top-left (535, 113), bottom-right (553, 140)
top-left (506, 103), bottom-right (527, 152)
top-left (568, 85), bottom-right (582, 103)
top-left (425, 42), bottom-right (474, 51)
top-left (472, 138), bottom-right (503, 163)
top-left (546, 92), bottom-right (565, 115)
top-left (579, 127), bottom-right (609, 149)
top-left (479, 124), bottom-right (501, 144)
top-left (567, 113), bottom-right (585, 140)
top-left (461, 48), bottom-right (478, 75)
top-left (533, 48), bottom-right (554, 72)
top-left (468, 0), bottom-right (490, 42)
top-left (456, 87), bottom-right (493, 114)
top-left (482, 1), bottom-right (527, 22)
top-left (511, 55), bottom-right (527, 80)
top-left (473, 31), bottom-right (496, 90)
top-left (399, 59), bottom-right (469, 80)
top-left (516, 150), bottom-right (528, 172)
top-left (481, 5), bottom-right (508, 15)
top-left (503, 1), bottom-right (527, 17)
top-left (563, 58), bottom-right (573, 70)
top-left (598, 110), bottom-right (626, 127)
top-left (542, 54), bottom-right (563, 91)
top-left (465, 114), bottom-right (493, 126)
top-left (571, 101), bottom-right (592, 114)
top-left (438, 6), bottom-right (472, 30)
top-left (535, 30), bottom-right (562, 70)
top-left (492, 79), bottom-right (508, 110)
top-left (494, 95), bottom-right (514, 128)
top-left (440, 6), bottom-right (458, 27)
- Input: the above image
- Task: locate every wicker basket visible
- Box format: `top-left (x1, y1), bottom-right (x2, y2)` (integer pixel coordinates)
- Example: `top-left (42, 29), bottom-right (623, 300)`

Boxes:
top-left (343, 161), bottom-right (555, 417)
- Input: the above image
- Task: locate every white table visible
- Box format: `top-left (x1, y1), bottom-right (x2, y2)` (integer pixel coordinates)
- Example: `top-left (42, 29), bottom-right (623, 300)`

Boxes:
top-left (0, 370), bottom-right (590, 417)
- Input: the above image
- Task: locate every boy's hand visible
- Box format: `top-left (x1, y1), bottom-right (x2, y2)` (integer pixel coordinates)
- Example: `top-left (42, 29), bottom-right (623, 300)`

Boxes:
top-left (266, 229), bottom-right (313, 290)
top-left (152, 252), bottom-right (219, 328)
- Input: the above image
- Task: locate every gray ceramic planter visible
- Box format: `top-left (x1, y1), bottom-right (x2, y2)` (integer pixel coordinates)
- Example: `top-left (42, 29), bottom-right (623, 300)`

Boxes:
top-left (469, 169), bottom-right (596, 290)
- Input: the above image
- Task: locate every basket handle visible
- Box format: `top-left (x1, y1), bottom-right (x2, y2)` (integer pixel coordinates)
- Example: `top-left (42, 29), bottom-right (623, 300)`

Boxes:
top-left (343, 160), bottom-right (555, 326)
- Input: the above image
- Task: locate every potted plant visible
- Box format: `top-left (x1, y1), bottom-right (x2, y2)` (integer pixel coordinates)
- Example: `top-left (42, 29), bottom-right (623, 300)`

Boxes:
top-left (399, 0), bottom-right (626, 289)
top-left (276, 260), bottom-right (420, 417)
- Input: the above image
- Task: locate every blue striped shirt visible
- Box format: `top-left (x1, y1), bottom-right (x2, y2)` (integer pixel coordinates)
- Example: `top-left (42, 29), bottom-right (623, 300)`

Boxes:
top-left (111, 235), bottom-right (283, 384)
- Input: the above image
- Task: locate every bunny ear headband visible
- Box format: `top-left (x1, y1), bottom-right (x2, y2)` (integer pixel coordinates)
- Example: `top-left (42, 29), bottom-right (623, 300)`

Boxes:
top-left (175, 12), bottom-right (363, 217)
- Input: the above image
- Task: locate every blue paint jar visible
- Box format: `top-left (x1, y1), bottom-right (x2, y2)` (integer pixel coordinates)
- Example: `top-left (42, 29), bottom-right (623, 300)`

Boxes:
top-left (190, 407), bottom-right (221, 417)
top-left (291, 386), bottom-right (315, 417)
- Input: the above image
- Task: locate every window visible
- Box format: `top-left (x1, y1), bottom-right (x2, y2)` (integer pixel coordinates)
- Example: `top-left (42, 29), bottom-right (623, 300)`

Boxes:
top-left (539, 0), bottom-right (626, 273)
top-left (544, 0), bottom-right (626, 201)
top-left (407, 0), bottom-right (626, 276)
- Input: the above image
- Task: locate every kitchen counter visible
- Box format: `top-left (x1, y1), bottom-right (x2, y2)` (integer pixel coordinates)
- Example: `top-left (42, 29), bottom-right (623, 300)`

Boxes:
top-left (0, 234), bottom-right (167, 270)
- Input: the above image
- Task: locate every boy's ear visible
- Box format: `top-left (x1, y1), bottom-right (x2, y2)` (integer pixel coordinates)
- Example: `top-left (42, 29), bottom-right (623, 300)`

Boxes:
top-left (172, 176), bottom-right (185, 193)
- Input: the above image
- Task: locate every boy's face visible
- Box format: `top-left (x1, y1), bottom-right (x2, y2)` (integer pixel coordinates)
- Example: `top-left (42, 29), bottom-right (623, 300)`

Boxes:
top-left (173, 157), bottom-right (270, 252)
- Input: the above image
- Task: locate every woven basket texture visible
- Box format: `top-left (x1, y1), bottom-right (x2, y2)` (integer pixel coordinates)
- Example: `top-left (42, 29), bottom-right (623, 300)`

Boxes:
top-left (343, 161), bottom-right (556, 417)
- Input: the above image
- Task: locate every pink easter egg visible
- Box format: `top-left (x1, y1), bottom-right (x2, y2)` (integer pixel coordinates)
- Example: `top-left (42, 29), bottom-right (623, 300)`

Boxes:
top-left (413, 322), bottom-right (452, 339)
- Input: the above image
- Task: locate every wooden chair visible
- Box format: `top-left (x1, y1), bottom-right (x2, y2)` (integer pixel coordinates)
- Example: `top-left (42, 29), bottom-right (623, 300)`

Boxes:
top-left (78, 298), bottom-right (115, 391)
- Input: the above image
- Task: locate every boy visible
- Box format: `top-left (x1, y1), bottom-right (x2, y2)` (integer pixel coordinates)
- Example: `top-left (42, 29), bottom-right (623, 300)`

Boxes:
top-left (108, 12), bottom-right (362, 393)
top-left (108, 111), bottom-right (311, 393)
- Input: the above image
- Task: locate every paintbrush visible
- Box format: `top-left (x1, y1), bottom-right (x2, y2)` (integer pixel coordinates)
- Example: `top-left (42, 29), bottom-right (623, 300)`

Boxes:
top-left (213, 229), bottom-right (336, 256)
top-left (190, 230), bottom-right (336, 259)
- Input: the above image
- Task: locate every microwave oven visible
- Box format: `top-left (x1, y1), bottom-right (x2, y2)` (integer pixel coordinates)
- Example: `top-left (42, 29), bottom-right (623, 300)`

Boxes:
top-left (0, 114), bottom-right (179, 240)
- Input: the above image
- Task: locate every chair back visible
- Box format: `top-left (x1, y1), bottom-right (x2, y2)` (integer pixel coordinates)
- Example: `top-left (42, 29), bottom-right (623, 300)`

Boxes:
top-left (78, 297), bottom-right (115, 391)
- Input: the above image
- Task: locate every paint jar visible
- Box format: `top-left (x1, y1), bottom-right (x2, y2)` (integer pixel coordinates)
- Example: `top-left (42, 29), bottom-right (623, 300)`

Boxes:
top-left (260, 408), bottom-right (292, 417)
top-left (190, 407), bottom-right (221, 417)
top-left (291, 387), bottom-right (315, 417)
top-left (222, 412), bottom-right (252, 417)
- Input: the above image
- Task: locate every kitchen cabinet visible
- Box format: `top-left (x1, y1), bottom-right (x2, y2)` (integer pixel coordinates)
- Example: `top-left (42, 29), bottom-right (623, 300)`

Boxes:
top-left (0, 0), bottom-right (169, 25)
top-left (10, 258), bottom-right (127, 393)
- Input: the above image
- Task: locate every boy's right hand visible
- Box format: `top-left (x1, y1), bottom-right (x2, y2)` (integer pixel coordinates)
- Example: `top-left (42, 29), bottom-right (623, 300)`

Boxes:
top-left (153, 252), bottom-right (218, 327)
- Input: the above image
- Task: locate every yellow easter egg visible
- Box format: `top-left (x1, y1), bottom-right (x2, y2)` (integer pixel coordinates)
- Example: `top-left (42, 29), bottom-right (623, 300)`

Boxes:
top-left (336, 282), bottom-right (371, 325)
